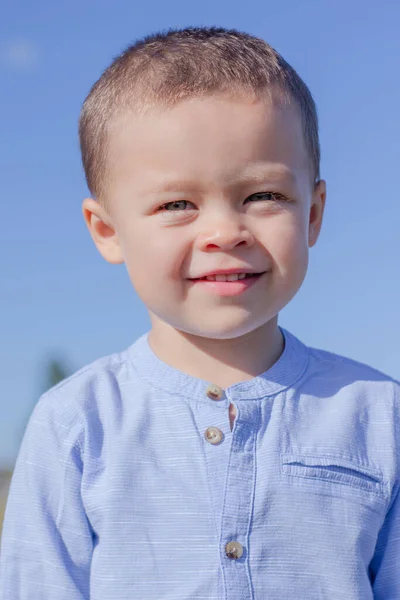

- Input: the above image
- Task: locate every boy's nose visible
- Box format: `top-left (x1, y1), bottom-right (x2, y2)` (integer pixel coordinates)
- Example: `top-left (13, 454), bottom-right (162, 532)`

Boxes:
top-left (196, 222), bottom-right (254, 252)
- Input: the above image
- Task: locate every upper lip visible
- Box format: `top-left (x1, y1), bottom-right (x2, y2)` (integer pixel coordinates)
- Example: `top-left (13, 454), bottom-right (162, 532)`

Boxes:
top-left (189, 268), bottom-right (265, 279)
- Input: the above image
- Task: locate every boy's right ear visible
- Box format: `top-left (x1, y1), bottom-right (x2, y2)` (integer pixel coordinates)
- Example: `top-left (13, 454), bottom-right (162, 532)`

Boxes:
top-left (82, 198), bottom-right (124, 264)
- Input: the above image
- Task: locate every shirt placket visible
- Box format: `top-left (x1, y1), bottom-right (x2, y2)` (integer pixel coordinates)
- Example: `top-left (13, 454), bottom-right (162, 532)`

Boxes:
top-left (196, 383), bottom-right (259, 600)
top-left (219, 398), bottom-right (259, 600)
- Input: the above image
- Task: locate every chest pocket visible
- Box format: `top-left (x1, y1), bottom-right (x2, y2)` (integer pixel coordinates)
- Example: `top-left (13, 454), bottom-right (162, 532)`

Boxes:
top-left (281, 453), bottom-right (386, 499)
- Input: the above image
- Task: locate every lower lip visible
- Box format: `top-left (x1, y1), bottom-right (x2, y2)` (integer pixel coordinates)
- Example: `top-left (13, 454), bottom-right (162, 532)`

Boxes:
top-left (188, 273), bottom-right (265, 296)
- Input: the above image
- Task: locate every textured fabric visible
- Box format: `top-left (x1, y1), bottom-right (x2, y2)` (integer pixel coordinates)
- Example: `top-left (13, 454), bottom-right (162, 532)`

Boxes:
top-left (1, 327), bottom-right (400, 599)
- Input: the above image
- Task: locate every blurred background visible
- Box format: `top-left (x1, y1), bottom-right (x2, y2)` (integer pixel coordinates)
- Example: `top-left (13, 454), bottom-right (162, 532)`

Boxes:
top-left (1, 0), bottom-right (399, 534)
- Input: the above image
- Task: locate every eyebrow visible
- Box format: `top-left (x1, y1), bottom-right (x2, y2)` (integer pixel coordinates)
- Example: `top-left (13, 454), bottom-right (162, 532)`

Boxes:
top-left (233, 167), bottom-right (296, 186)
top-left (144, 180), bottom-right (201, 195)
top-left (144, 167), bottom-right (296, 196)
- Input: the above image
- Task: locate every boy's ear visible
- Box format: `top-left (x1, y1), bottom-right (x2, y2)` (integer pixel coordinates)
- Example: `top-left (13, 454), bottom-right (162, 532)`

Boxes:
top-left (308, 179), bottom-right (327, 248)
top-left (82, 198), bottom-right (124, 264)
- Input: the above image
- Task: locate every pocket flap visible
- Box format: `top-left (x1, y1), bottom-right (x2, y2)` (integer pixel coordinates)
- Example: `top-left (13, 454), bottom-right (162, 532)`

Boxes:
top-left (281, 453), bottom-right (385, 496)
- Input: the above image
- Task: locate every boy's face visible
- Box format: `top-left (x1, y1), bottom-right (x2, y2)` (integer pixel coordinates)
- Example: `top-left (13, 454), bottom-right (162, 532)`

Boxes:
top-left (83, 94), bottom-right (326, 340)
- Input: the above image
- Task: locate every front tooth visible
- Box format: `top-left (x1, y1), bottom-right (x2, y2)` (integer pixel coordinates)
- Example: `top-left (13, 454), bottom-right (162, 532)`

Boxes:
top-left (205, 274), bottom-right (245, 281)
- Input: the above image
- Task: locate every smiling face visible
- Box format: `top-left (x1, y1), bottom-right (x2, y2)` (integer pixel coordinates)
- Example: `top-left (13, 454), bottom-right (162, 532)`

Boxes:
top-left (83, 94), bottom-right (326, 341)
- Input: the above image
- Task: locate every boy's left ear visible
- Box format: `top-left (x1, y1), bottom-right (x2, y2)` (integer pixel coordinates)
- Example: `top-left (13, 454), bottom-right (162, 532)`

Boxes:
top-left (82, 198), bottom-right (125, 264)
top-left (308, 179), bottom-right (326, 247)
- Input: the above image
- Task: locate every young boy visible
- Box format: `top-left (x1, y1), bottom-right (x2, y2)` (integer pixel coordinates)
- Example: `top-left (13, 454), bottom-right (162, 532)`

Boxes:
top-left (0, 26), bottom-right (399, 600)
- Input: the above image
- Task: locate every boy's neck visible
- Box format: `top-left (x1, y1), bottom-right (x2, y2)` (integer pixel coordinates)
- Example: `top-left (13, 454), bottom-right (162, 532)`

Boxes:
top-left (147, 317), bottom-right (284, 389)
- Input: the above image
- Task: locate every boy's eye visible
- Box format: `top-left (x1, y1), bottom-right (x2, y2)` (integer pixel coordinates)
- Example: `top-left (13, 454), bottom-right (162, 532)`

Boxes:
top-left (159, 200), bottom-right (194, 212)
top-left (246, 191), bottom-right (287, 203)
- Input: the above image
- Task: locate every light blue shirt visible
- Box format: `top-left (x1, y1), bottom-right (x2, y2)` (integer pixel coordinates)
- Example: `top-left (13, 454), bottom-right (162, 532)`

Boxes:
top-left (1, 328), bottom-right (400, 599)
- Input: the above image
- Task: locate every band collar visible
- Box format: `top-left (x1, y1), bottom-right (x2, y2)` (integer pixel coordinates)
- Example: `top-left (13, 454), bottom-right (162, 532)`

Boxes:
top-left (126, 327), bottom-right (308, 402)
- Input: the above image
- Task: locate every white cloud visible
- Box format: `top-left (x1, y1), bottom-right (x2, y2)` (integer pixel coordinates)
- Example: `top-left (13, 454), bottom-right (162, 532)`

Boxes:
top-left (1, 39), bottom-right (38, 71)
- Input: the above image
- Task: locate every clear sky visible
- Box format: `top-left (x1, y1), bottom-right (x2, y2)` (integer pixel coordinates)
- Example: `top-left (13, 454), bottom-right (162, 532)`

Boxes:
top-left (1, 0), bottom-right (399, 469)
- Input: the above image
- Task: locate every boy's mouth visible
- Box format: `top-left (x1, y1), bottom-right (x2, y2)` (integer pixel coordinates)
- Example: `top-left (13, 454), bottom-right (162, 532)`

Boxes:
top-left (193, 273), bottom-right (263, 282)
top-left (187, 271), bottom-right (266, 296)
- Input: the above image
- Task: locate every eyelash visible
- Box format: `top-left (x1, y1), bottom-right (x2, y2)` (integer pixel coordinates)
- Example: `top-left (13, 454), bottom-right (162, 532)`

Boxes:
top-left (158, 192), bottom-right (289, 213)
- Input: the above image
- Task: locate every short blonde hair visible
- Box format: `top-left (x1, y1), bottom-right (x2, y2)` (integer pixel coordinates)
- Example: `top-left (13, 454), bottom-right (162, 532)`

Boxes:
top-left (79, 27), bottom-right (320, 205)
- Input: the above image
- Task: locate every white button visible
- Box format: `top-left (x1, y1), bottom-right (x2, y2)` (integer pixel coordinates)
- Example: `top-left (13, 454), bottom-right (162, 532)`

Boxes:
top-left (204, 427), bottom-right (224, 445)
top-left (205, 384), bottom-right (224, 400)
top-left (225, 541), bottom-right (243, 559)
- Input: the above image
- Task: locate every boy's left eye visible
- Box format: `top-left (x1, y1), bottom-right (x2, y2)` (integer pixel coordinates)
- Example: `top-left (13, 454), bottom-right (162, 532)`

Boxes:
top-left (246, 192), bottom-right (287, 202)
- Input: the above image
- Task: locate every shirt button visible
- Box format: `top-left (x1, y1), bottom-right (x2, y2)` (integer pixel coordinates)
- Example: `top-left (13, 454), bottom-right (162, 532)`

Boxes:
top-left (225, 541), bottom-right (243, 559)
top-left (205, 384), bottom-right (224, 400)
top-left (204, 426), bottom-right (224, 445)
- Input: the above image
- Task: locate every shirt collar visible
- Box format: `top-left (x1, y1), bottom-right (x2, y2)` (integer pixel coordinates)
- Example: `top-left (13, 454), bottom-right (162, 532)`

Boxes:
top-left (126, 327), bottom-right (308, 402)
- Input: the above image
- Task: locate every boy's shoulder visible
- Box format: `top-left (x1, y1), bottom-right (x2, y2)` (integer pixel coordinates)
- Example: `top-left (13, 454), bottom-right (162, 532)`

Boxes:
top-left (47, 346), bottom-right (130, 393)
top-left (32, 341), bottom-right (138, 430)
top-left (300, 334), bottom-right (400, 399)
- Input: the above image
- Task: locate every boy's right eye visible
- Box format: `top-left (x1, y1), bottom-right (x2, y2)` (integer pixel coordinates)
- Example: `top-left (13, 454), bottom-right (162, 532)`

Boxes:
top-left (159, 200), bottom-right (194, 211)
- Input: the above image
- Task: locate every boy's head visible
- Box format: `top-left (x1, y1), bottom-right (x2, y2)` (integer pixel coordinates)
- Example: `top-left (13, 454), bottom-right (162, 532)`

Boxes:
top-left (80, 27), bottom-right (326, 341)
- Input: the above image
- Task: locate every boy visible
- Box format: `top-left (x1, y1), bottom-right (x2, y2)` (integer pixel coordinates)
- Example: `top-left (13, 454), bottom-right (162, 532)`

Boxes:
top-left (0, 26), bottom-right (399, 600)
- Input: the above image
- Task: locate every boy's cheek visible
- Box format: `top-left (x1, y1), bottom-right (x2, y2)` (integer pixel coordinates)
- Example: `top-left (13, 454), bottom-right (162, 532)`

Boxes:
top-left (266, 222), bottom-right (309, 263)
top-left (271, 239), bottom-right (309, 291)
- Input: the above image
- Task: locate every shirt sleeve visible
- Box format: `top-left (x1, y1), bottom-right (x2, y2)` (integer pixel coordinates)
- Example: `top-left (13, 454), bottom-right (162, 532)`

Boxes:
top-left (0, 395), bottom-right (93, 599)
top-left (369, 484), bottom-right (400, 598)
top-left (369, 382), bottom-right (400, 598)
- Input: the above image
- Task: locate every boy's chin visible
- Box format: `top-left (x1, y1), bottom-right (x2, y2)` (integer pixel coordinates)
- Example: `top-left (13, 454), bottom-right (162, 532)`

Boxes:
top-left (175, 316), bottom-right (279, 341)
top-left (149, 307), bottom-right (280, 342)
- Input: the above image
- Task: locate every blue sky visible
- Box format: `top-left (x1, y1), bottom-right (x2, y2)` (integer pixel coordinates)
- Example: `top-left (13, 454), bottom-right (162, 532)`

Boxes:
top-left (1, 0), bottom-right (399, 469)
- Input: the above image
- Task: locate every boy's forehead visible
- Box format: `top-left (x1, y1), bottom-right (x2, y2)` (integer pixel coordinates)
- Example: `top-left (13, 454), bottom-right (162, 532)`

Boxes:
top-left (110, 92), bottom-right (302, 147)
top-left (107, 94), bottom-right (310, 194)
